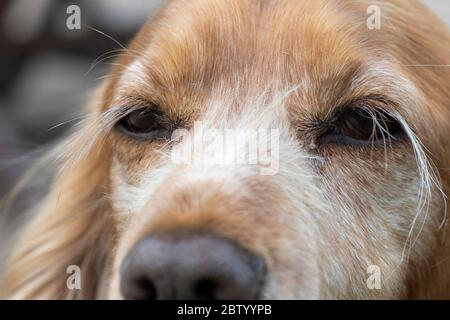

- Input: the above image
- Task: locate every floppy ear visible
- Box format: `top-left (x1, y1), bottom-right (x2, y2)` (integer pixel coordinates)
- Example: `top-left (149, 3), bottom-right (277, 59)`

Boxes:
top-left (0, 139), bottom-right (109, 299)
top-left (0, 91), bottom-right (113, 299)
top-left (0, 140), bottom-right (112, 299)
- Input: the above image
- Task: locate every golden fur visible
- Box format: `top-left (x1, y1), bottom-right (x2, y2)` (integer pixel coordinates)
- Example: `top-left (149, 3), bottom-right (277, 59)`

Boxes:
top-left (2, 0), bottom-right (450, 299)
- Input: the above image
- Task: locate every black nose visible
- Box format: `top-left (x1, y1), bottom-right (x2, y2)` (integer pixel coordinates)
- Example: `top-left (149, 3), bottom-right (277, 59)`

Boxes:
top-left (120, 232), bottom-right (265, 300)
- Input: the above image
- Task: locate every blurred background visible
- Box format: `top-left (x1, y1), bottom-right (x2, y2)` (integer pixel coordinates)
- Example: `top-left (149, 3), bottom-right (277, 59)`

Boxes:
top-left (0, 0), bottom-right (449, 199)
top-left (0, 0), bottom-right (164, 198)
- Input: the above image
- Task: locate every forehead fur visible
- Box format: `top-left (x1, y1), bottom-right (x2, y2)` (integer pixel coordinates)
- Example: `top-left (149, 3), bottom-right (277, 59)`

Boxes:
top-left (110, 0), bottom-right (448, 88)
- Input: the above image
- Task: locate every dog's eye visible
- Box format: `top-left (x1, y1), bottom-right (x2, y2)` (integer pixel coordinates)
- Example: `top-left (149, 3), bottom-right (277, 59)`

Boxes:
top-left (319, 108), bottom-right (404, 146)
top-left (117, 108), bottom-right (170, 140)
top-left (340, 110), bottom-right (378, 140)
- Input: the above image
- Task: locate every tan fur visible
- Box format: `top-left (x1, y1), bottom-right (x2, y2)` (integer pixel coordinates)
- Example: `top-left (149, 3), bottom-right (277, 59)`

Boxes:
top-left (2, 0), bottom-right (450, 299)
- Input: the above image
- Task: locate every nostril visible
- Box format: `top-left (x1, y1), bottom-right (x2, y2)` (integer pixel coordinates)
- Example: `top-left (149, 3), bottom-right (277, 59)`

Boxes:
top-left (135, 278), bottom-right (157, 300)
top-left (194, 278), bottom-right (219, 300)
top-left (122, 276), bottom-right (158, 300)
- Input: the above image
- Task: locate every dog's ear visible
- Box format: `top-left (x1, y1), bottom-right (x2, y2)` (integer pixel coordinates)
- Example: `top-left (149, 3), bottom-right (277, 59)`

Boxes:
top-left (0, 142), bottom-right (111, 299)
top-left (0, 93), bottom-right (113, 299)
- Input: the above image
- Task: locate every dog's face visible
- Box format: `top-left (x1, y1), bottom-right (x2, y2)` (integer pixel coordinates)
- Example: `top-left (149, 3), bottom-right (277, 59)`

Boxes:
top-left (97, 0), bottom-right (450, 299)
top-left (4, 0), bottom-right (450, 300)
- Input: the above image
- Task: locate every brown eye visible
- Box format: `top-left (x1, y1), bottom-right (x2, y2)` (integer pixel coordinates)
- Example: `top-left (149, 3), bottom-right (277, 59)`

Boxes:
top-left (340, 110), bottom-right (376, 141)
top-left (117, 107), bottom-right (171, 140)
top-left (319, 108), bottom-right (404, 146)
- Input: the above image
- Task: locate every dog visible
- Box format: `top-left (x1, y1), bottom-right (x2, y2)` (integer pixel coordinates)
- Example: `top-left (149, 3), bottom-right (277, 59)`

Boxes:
top-left (1, 0), bottom-right (450, 299)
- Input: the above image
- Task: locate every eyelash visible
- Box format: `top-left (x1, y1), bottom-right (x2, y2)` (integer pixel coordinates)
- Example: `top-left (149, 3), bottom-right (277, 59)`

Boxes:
top-left (115, 105), bottom-right (173, 141)
top-left (315, 102), bottom-right (405, 147)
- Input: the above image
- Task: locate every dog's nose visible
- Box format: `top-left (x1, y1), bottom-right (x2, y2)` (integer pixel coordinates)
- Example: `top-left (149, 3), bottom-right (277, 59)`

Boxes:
top-left (120, 232), bottom-right (265, 300)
